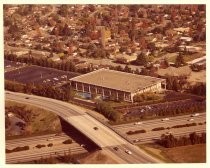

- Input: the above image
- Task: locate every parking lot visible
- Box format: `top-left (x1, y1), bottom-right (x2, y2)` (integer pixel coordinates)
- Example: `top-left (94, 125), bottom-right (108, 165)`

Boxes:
top-left (4, 60), bottom-right (26, 72)
top-left (5, 64), bottom-right (80, 86)
top-left (122, 99), bottom-right (205, 117)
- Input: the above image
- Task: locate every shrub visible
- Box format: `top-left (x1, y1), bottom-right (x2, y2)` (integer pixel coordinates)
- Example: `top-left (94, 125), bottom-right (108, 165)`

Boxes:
top-left (171, 123), bottom-right (197, 129)
top-left (126, 129), bottom-right (146, 135)
top-left (152, 127), bottom-right (165, 131)
top-left (47, 143), bottom-right (53, 147)
top-left (6, 146), bottom-right (29, 153)
top-left (36, 144), bottom-right (46, 149)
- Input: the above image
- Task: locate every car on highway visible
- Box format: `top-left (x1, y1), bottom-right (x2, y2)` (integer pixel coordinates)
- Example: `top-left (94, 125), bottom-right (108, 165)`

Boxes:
top-left (55, 133), bottom-right (61, 136)
top-left (47, 137), bottom-right (54, 141)
top-left (161, 118), bottom-right (169, 121)
top-left (80, 144), bottom-right (85, 147)
top-left (134, 122), bottom-right (143, 125)
top-left (125, 149), bottom-right (132, 155)
top-left (93, 127), bottom-right (98, 130)
top-left (191, 113), bottom-right (200, 117)
top-left (165, 131), bottom-right (172, 135)
top-left (188, 118), bottom-right (194, 121)
top-left (133, 139), bottom-right (141, 143)
top-left (113, 147), bottom-right (119, 151)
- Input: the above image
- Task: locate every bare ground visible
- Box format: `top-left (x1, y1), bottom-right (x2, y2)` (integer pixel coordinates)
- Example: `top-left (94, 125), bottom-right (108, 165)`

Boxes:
top-left (79, 150), bottom-right (118, 164)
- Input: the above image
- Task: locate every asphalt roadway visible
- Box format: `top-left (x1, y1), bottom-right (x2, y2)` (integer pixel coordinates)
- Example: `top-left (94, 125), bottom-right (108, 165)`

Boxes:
top-left (112, 113), bottom-right (206, 144)
top-left (5, 91), bottom-right (161, 164)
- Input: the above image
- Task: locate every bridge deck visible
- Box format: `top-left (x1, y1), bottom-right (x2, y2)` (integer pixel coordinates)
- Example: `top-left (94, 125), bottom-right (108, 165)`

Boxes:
top-left (67, 115), bottom-right (127, 148)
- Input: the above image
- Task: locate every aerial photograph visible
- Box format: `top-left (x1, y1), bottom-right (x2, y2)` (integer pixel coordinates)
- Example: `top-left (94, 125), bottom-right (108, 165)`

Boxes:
top-left (4, 4), bottom-right (206, 164)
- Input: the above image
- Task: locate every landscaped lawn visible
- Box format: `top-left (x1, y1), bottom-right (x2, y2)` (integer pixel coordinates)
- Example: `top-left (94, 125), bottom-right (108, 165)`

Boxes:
top-left (138, 143), bottom-right (206, 163)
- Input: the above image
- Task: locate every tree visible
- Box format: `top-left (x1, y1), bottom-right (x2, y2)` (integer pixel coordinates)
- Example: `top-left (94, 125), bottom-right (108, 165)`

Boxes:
top-left (58, 5), bottom-right (68, 17)
top-left (28, 49), bottom-right (32, 58)
top-left (190, 132), bottom-right (199, 145)
top-left (65, 85), bottom-right (76, 101)
top-left (115, 65), bottom-right (123, 71)
top-left (172, 78), bottom-right (181, 91)
top-left (96, 101), bottom-right (121, 122)
top-left (163, 57), bottom-right (169, 67)
top-left (24, 83), bottom-right (34, 94)
top-left (134, 68), bottom-right (140, 74)
top-left (135, 53), bottom-right (148, 65)
top-left (124, 65), bottom-right (132, 73)
top-left (175, 53), bottom-right (185, 67)
top-left (189, 83), bottom-right (206, 96)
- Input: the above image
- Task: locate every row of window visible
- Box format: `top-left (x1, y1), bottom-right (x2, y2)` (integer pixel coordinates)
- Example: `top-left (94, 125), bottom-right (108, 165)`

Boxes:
top-left (73, 82), bottom-right (131, 100)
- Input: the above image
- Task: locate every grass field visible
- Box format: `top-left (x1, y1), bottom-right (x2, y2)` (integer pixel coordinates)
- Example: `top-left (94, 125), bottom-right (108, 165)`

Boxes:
top-left (6, 101), bottom-right (62, 139)
top-left (138, 143), bottom-right (206, 163)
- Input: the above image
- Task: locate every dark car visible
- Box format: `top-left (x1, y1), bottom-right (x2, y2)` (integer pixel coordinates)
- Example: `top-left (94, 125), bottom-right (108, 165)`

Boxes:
top-left (113, 147), bottom-right (119, 151)
top-left (93, 127), bottom-right (98, 130)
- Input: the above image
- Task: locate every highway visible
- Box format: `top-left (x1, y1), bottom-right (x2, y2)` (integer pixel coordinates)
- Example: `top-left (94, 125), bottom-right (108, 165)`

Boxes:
top-left (112, 113), bottom-right (206, 144)
top-left (6, 133), bottom-right (73, 149)
top-left (5, 91), bottom-right (161, 163)
top-left (6, 133), bottom-right (89, 163)
top-left (113, 113), bottom-right (206, 131)
top-left (7, 145), bottom-right (85, 163)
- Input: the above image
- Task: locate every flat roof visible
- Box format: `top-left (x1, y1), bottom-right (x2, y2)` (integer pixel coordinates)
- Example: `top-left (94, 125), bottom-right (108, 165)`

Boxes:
top-left (70, 68), bottom-right (165, 93)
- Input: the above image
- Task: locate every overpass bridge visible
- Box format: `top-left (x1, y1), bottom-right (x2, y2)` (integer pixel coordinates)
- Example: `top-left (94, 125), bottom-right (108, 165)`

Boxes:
top-left (5, 91), bottom-right (127, 148)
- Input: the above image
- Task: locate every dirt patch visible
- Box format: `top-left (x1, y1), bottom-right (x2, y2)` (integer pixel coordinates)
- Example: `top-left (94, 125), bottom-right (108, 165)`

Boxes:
top-left (79, 150), bottom-right (118, 164)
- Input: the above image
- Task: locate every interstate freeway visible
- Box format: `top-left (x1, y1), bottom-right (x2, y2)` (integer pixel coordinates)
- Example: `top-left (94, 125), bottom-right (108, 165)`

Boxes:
top-left (5, 91), bottom-right (161, 164)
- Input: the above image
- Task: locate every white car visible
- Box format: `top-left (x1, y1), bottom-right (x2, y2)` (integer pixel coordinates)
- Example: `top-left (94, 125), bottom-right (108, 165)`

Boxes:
top-left (191, 113), bottom-right (200, 117)
top-left (161, 118), bottom-right (169, 121)
top-left (188, 118), bottom-right (194, 121)
top-left (125, 150), bottom-right (132, 155)
top-left (133, 139), bottom-right (140, 143)
top-left (145, 105), bottom-right (152, 110)
top-left (134, 122), bottom-right (143, 125)
top-left (140, 109), bottom-right (145, 113)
